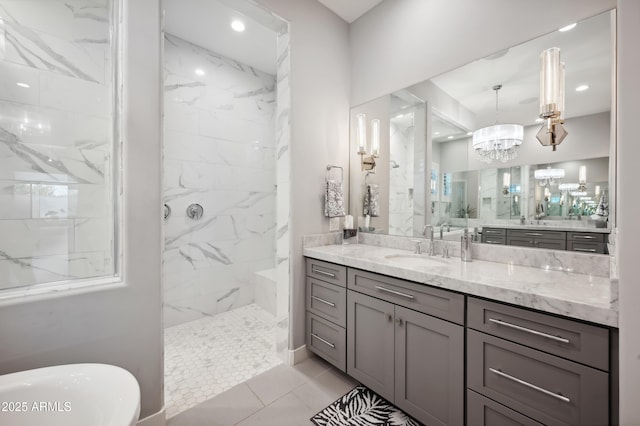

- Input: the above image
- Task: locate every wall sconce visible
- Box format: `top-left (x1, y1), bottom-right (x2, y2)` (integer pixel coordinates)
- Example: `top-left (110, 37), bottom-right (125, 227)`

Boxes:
top-left (536, 47), bottom-right (568, 150)
top-left (544, 187), bottom-right (551, 202)
top-left (502, 172), bottom-right (510, 195)
top-left (578, 165), bottom-right (587, 191)
top-left (356, 114), bottom-right (380, 171)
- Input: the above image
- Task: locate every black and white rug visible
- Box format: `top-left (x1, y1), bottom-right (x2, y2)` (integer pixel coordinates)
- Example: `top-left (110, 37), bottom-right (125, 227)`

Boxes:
top-left (310, 385), bottom-right (423, 426)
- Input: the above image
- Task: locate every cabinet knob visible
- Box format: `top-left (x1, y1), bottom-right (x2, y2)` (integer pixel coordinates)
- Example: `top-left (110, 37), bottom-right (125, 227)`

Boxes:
top-left (396, 317), bottom-right (404, 327)
top-left (384, 313), bottom-right (392, 322)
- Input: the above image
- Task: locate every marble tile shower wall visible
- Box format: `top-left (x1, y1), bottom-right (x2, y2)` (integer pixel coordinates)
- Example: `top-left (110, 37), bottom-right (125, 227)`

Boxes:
top-left (163, 34), bottom-right (277, 327)
top-left (0, 0), bottom-right (114, 290)
top-left (389, 120), bottom-right (415, 236)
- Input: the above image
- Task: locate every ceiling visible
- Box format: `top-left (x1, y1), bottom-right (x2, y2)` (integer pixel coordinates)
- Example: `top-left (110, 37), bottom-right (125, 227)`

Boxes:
top-left (429, 11), bottom-right (612, 141)
top-left (316, 0), bottom-right (383, 23)
top-left (163, 0), bottom-right (382, 75)
top-left (164, 0), bottom-right (278, 74)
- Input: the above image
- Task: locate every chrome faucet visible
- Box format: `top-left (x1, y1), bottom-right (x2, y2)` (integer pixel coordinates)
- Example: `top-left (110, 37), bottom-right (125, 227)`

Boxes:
top-left (422, 225), bottom-right (435, 256)
top-left (439, 222), bottom-right (449, 239)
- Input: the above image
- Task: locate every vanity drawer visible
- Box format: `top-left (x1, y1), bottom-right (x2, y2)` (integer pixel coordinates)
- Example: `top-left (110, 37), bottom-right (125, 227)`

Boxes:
top-left (306, 312), bottom-right (346, 372)
top-left (468, 297), bottom-right (609, 370)
top-left (467, 330), bottom-right (609, 426)
top-left (567, 241), bottom-right (607, 254)
top-left (467, 390), bottom-right (544, 426)
top-left (347, 268), bottom-right (464, 325)
top-left (507, 229), bottom-right (565, 240)
top-left (506, 236), bottom-right (566, 250)
top-left (567, 232), bottom-right (606, 243)
top-left (482, 235), bottom-right (506, 245)
top-left (306, 277), bottom-right (346, 327)
top-left (306, 258), bottom-right (346, 287)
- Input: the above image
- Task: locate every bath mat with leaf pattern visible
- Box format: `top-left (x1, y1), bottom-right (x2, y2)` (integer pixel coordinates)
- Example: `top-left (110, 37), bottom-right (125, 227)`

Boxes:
top-left (310, 385), bottom-right (423, 426)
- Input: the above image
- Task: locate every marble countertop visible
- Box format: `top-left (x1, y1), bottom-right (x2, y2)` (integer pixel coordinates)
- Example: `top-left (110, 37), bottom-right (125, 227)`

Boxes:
top-left (303, 244), bottom-right (618, 328)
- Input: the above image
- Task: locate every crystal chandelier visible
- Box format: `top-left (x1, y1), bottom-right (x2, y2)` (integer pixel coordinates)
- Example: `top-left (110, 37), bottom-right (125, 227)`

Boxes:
top-left (534, 165), bottom-right (565, 187)
top-left (473, 85), bottom-right (523, 163)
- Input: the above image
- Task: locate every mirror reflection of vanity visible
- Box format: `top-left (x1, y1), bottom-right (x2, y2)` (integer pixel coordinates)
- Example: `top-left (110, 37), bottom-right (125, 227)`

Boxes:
top-left (349, 11), bottom-right (614, 254)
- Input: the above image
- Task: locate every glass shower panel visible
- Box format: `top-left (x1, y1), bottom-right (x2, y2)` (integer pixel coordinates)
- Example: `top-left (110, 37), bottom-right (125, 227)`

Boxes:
top-left (0, 0), bottom-right (117, 290)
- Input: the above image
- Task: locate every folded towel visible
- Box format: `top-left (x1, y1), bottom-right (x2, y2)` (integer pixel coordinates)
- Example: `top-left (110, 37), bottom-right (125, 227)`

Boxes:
top-left (363, 184), bottom-right (380, 217)
top-left (324, 179), bottom-right (345, 218)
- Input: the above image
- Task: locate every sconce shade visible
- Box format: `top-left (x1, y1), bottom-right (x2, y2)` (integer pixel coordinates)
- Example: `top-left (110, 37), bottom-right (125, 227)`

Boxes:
top-left (540, 47), bottom-right (565, 118)
top-left (537, 47), bottom-right (567, 150)
top-left (371, 119), bottom-right (380, 157)
top-left (356, 113), bottom-right (366, 154)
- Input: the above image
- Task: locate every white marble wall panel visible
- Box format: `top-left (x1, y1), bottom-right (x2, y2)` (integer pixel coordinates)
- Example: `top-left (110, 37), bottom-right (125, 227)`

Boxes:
top-left (0, 62), bottom-right (40, 104)
top-left (0, 251), bottom-right (109, 290)
top-left (274, 27), bottom-right (290, 357)
top-left (163, 33), bottom-right (277, 327)
top-left (0, 219), bottom-right (73, 258)
top-left (0, 0), bottom-right (115, 289)
top-left (0, 181), bottom-right (31, 219)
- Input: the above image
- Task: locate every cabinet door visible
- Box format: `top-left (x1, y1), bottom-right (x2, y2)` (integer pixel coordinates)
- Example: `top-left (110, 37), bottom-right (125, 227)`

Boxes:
top-left (347, 290), bottom-right (395, 401)
top-left (395, 306), bottom-right (464, 426)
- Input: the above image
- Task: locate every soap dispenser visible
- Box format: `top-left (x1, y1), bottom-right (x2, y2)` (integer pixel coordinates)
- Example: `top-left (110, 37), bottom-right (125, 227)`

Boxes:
top-left (461, 228), bottom-right (472, 262)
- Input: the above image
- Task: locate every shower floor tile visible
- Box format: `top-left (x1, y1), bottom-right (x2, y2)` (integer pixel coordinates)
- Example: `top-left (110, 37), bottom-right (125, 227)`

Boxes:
top-left (164, 304), bottom-right (283, 418)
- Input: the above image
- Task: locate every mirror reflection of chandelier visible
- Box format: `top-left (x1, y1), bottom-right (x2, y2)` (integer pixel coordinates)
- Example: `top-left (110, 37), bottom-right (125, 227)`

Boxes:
top-left (534, 165), bottom-right (565, 187)
top-left (472, 85), bottom-right (524, 163)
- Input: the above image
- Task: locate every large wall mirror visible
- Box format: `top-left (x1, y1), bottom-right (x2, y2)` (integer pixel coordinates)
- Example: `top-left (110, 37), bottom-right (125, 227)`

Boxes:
top-left (349, 10), bottom-right (615, 251)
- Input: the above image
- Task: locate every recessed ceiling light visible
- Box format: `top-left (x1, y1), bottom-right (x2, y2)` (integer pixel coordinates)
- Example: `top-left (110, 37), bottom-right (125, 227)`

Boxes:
top-left (466, 132), bottom-right (472, 136)
top-left (16, 82), bottom-right (30, 88)
top-left (231, 20), bottom-right (245, 32)
top-left (576, 84), bottom-right (590, 92)
top-left (447, 135), bottom-right (454, 139)
top-left (535, 118), bottom-right (544, 123)
top-left (559, 23), bottom-right (577, 32)
top-left (194, 68), bottom-right (205, 76)
top-left (434, 132), bottom-right (440, 136)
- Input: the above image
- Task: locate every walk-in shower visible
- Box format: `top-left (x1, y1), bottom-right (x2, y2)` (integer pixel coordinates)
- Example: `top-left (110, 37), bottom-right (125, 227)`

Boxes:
top-left (162, 0), bottom-right (290, 417)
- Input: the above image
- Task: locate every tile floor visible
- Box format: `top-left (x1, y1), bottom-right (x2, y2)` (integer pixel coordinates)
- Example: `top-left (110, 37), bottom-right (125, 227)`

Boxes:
top-left (167, 356), bottom-right (359, 425)
top-left (164, 304), bottom-right (283, 418)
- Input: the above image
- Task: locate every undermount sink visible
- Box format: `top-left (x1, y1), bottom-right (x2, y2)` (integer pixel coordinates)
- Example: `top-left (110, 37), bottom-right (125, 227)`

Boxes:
top-left (0, 363), bottom-right (140, 426)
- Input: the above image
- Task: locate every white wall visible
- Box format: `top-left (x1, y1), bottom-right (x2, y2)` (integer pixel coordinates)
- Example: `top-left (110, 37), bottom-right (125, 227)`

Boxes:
top-left (350, 0), bottom-right (616, 105)
top-left (255, 0), bottom-right (351, 350)
top-left (617, 0), bottom-right (640, 423)
top-left (0, 0), bottom-right (163, 420)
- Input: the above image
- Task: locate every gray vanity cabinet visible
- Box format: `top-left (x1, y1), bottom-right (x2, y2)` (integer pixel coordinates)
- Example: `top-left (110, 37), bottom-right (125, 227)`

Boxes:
top-left (305, 258), bottom-right (347, 372)
top-left (467, 297), bottom-right (610, 425)
top-left (481, 227), bottom-right (608, 253)
top-left (347, 270), bottom-right (464, 426)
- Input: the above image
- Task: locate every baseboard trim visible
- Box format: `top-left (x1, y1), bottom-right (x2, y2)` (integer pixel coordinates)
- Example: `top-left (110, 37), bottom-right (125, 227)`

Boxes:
top-left (288, 344), bottom-right (312, 366)
top-left (137, 406), bottom-right (166, 426)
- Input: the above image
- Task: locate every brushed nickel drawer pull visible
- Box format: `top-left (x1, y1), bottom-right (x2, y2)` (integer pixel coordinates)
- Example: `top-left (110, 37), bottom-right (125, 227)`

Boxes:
top-left (524, 232), bottom-right (544, 236)
top-left (311, 333), bottom-right (335, 348)
top-left (574, 248), bottom-right (597, 252)
top-left (485, 230), bottom-right (502, 234)
top-left (575, 235), bottom-right (596, 239)
top-left (312, 267), bottom-right (336, 278)
top-left (489, 368), bottom-right (571, 403)
top-left (311, 295), bottom-right (336, 307)
top-left (488, 318), bottom-right (570, 344)
top-left (375, 285), bottom-right (415, 300)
